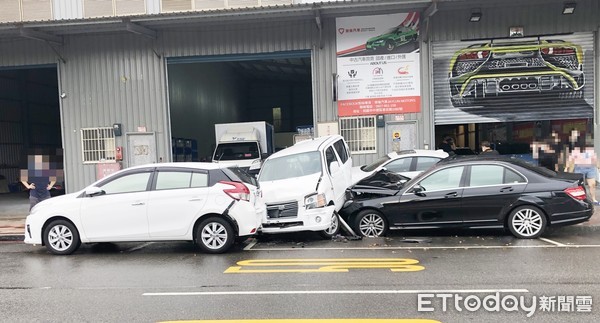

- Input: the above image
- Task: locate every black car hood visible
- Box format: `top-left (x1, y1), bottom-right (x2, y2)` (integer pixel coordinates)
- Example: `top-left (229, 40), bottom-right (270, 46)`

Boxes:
top-left (348, 169), bottom-right (408, 197)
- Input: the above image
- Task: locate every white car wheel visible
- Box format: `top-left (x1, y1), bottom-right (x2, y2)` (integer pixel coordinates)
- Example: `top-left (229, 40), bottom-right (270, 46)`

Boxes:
top-left (319, 212), bottom-right (340, 239)
top-left (43, 220), bottom-right (81, 255)
top-left (196, 217), bottom-right (234, 254)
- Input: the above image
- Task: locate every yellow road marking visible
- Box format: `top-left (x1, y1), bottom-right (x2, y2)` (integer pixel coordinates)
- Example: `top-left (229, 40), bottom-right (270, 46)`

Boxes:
top-left (224, 258), bottom-right (425, 273)
top-left (161, 320), bottom-right (441, 323)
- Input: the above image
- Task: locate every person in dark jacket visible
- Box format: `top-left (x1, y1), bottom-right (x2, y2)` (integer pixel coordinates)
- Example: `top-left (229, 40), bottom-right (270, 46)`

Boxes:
top-left (480, 141), bottom-right (499, 155)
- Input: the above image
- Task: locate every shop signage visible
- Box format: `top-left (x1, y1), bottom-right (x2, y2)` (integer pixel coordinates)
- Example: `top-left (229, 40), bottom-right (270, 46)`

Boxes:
top-left (336, 12), bottom-right (421, 117)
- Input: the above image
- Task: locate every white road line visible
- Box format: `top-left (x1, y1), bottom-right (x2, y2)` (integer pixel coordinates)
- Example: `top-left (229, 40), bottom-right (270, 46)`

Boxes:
top-left (143, 288), bottom-right (530, 297)
top-left (246, 244), bottom-right (600, 251)
top-left (125, 242), bottom-right (154, 252)
top-left (243, 240), bottom-right (257, 251)
top-left (538, 237), bottom-right (567, 247)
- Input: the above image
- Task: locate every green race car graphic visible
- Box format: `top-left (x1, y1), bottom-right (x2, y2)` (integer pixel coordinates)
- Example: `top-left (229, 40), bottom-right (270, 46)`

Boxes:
top-left (448, 39), bottom-right (585, 107)
top-left (366, 26), bottom-right (418, 52)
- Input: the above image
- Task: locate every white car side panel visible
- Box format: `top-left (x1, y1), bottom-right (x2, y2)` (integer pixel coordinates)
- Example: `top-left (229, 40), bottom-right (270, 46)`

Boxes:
top-left (79, 191), bottom-right (150, 242)
top-left (146, 187), bottom-right (209, 238)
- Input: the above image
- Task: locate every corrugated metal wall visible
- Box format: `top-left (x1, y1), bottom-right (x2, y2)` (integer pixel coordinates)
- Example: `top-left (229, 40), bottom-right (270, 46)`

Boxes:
top-left (1, 0), bottom-right (598, 191)
top-left (59, 32), bottom-right (168, 190)
top-left (430, 0), bottom-right (599, 42)
top-left (53, 0), bottom-right (84, 20)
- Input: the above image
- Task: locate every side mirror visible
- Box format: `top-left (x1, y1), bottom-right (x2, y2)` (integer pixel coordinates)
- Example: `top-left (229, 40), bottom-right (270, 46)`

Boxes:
top-left (329, 162), bottom-right (340, 174)
top-left (412, 184), bottom-right (426, 197)
top-left (85, 186), bottom-right (105, 197)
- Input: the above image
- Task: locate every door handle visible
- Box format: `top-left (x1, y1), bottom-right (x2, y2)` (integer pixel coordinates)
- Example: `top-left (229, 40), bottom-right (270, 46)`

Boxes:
top-left (189, 198), bottom-right (204, 202)
top-left (131, 202), bottom-right (145, 206)
top-left (445, 192), bottom-right (458, 198)
top-left (500, 187), bottom-right (514, 193)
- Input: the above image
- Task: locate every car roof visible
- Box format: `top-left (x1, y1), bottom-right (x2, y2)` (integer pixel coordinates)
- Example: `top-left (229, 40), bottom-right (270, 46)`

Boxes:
top-left (267, 135), bottom-right (344, 158)
top-left (126, 162), bottom-right (227, 171)
top-left (387, 149), bottom-right (449, 159)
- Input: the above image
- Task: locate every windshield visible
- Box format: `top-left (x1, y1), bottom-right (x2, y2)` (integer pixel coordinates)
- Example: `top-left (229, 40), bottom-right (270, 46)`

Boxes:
top-left (362, 155), bottom-right (392, 172)
top-left (259, 151), bottom-right (322, 181)
top-left (213, 142), bottom-right (260, 161)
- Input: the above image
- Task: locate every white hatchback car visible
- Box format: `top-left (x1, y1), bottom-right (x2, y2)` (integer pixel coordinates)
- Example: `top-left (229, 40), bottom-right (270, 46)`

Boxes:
top-left (352, 149), bottom-right (449, 184)
top-left (24, 163), bottom-right (265, 255)
top-left (258, 135), bottom-right (353, 238)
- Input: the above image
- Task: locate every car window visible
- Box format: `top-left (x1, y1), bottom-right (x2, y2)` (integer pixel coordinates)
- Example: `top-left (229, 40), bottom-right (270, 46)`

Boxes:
top-left (99, 172), bottom-right (151, 194)
top-left (469, 165), bottom-right (527, 186)
top-left (224, 167), bottom-right (256, 187)
top-left (385, 157), bottom-right (412, 173)
top-left (469, 165), bottom-right (504, 186)
top-left (333, 139), bottom-right (349, 164)
top-left (419, 166), bottom-right (464, 191)
top-left (416, 157), bottom-right (441, 172)
top-left (259, 152), bottom-right (321, 181)
top-left (504, 168), bottom-right (527, 184)
top-left (156, 171), bottom-right (192, 190)
top-left (325, 146), bottom-right (339, 174)
top-left (363, 155), bottom-right (391, 172)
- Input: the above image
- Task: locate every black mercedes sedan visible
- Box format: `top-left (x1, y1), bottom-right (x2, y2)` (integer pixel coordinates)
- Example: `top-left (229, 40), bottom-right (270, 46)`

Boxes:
top-left (339, 156), bottom-right (593, 239)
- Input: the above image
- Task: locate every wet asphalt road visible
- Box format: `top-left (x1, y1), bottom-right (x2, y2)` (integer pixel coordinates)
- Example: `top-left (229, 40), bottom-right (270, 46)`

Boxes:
top-left (1, 228), bottom-right (599, 323)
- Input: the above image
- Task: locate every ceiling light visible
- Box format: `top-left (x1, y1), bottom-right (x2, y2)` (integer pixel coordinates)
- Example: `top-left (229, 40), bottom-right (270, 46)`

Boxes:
top-left (562, 2), bottom-right (576, 15)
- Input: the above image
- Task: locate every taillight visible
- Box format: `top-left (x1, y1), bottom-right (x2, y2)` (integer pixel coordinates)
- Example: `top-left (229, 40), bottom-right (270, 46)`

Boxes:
top-left (541, 47), bottom-right (576, 55)
top-left (564, 186), bottom-right (587, 200)
top-left (457, 50), bottom-right (489, 60)
top-left (219, 181), bottom-right (251, 201)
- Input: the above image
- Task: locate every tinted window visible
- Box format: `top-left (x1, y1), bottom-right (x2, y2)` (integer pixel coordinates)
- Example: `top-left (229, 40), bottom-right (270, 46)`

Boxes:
top-left (99, 172), bottom-right (151, 194)
top-left (504, 168), bottom-right (527, 184)
top-left (156, 171), bottom-right (192, 190)
top-left (416, 157), bottom-right (441, 172)
top-left (333, 139), bottom-right (349, 164)
top-left (419, 166), bottom-right (464, 191)
top-left (214, 142), bottom-right (260, 161)
top-left (224, 167), bottom-right (257, 186)
top-left (325, 147), bottom-right (339, 174)
top-left (385, 157), bottom-right (412, 173)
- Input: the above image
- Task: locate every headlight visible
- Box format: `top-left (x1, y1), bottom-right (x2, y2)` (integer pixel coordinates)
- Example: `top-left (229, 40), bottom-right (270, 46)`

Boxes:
top-left (305, 193), bottom-right (327, 209)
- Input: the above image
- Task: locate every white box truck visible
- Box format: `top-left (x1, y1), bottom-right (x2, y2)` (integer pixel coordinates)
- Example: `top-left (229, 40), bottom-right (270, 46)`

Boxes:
top-left (212, 122), bottom-right (274, 173)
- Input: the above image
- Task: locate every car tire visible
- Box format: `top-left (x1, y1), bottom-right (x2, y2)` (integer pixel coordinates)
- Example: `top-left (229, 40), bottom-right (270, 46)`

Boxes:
top-left (42, 219), bottom-right (81, 255)
top-left (319, 212), bottom-right (340, 239)
top-left (196, 217), bottom-right (235, 254)
top-left (507, 205), bottom-right (547, 239)
top-left (354, 209), bottom-right (388, 237)
top-left (385, 41), bottom-right (395, 51)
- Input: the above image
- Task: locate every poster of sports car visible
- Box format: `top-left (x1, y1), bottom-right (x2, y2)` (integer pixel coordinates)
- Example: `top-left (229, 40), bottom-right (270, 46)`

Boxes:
top-left (336, 12), bottom-right (421, 117)
top-left (432, 33), bottom-right (594, 125)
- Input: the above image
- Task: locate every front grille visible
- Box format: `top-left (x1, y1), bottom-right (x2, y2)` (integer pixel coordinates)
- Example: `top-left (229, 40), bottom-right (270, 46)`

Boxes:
top-left (266, 201), bottom-right (298, 219)
top-left (545, 55), bottom-right (578, 70)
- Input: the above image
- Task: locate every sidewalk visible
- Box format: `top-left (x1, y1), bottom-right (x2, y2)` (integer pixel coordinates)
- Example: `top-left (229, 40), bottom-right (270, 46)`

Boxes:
top-left (1, 189), bottom-right (600, 236)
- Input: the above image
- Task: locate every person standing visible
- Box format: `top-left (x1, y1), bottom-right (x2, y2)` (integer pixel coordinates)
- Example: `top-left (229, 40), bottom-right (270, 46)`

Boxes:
top-left (439, 135), bottom-right (456, 154)
top-left (20, 154), bottom-right (56, 211)
top-left (480, 141), bottom-right (499, 155)
top-left (565, 130), bottom-right (599, 204)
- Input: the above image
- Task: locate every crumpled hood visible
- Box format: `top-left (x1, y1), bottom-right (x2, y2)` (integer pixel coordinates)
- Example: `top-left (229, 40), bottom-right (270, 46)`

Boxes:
top-left (260, 173), bottom-right (322, 204)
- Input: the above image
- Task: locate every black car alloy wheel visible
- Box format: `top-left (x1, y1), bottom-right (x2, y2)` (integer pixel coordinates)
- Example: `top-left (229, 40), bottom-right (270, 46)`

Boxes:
top-left (355, 209), bottom-right (388, 237)
top-left (507, 205), bottom-right (547, 239)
